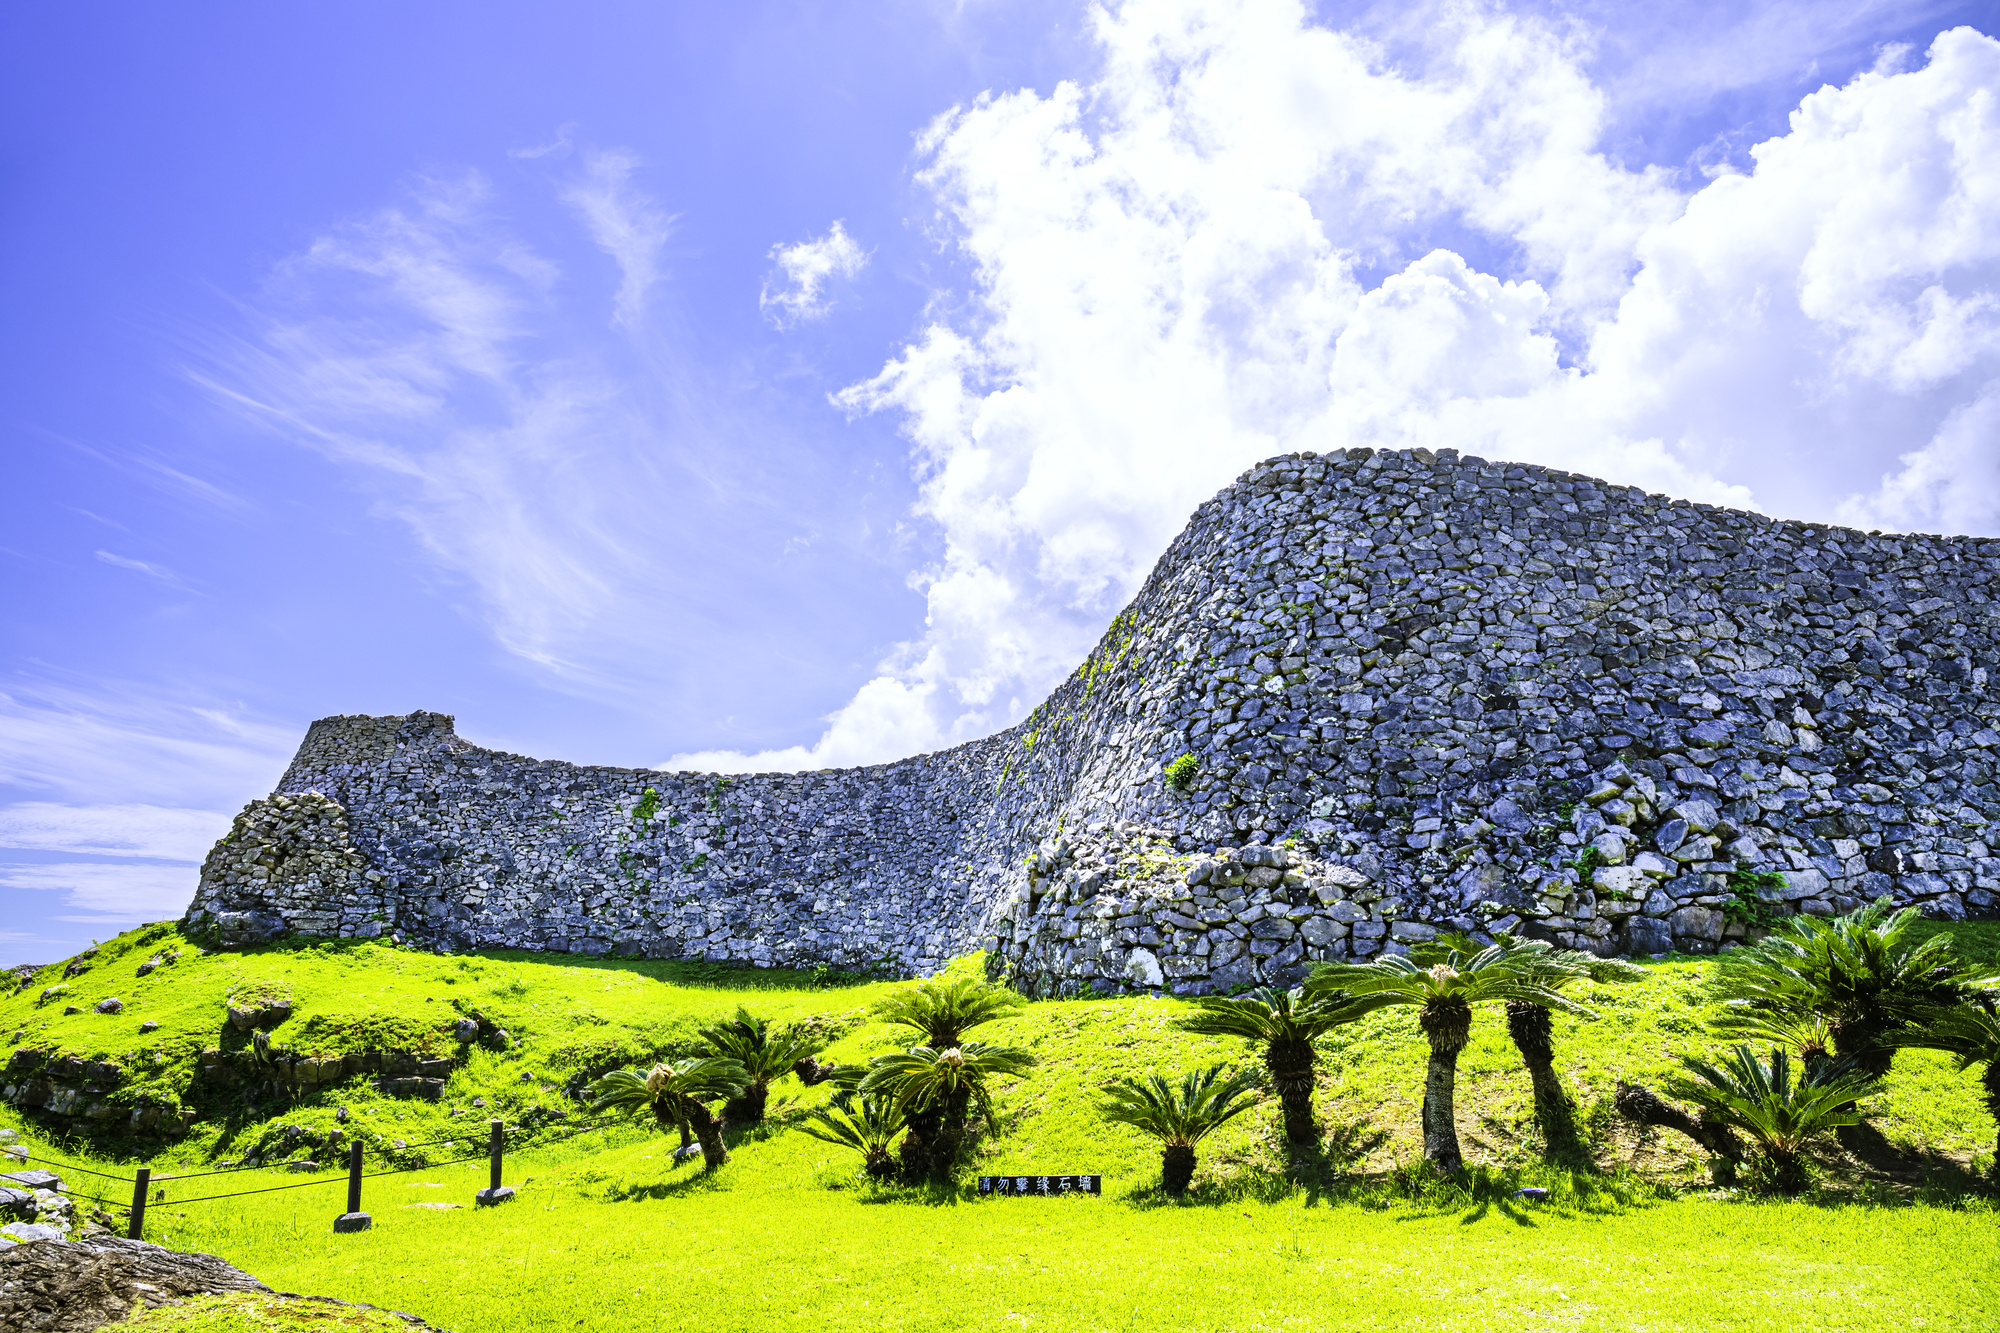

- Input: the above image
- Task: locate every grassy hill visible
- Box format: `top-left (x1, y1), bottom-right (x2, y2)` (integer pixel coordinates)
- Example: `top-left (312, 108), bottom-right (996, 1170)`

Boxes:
top-left (5, 922), bottom-right (2000, 1331)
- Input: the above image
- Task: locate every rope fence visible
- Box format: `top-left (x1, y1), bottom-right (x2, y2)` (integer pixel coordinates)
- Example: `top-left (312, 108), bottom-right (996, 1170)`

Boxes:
top-left (3, 1116), bottom-right (633, 1239)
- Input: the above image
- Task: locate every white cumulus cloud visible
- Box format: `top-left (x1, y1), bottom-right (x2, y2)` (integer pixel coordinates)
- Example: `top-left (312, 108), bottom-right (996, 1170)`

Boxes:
top-left (683, 2), bottom-right (2000, 774)
top-left (760, 221), bottom-right (868, 326)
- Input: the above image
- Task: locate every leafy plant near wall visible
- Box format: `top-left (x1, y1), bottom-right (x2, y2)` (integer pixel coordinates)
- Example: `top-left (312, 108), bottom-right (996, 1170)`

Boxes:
top-left (1164, 752), bottom-right (1199, 792)
top-left (707, 777), bottom-right (732, 815)
top-left (632, 787), bottom-right (661, 822)
top-left (1565, 846), bottom-right (1606, 878)
top-left (681, 853), bottom-right (710, 875)
top-left (1723, 866), bottom-right (1788, 929)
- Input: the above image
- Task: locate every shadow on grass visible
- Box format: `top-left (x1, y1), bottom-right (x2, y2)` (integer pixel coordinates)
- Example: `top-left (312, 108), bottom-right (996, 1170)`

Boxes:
top-left (1113, 1115), bottom-right (1673, 1224)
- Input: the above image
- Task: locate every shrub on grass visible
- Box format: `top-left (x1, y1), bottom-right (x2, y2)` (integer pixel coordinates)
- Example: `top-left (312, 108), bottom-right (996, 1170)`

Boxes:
top-left (872, 975), bottom-right (1024, 1048)
top-left (1098, 1064), bottom-right (1260, 1196)
top-left (587, 1058), bottom-right (749, 1172)
top-left (696, 1006), bottom-right (827, 1124)
top-left (858, 1042), bottom-right (1035, 1182)
top-left (1668, 1044), bottom-right (1882, 1195)
top-left (1307, 946), bottom-right (1594, 1175)
top-left (1712, 898), bottom-right (1995, 1078)
top-left (1175, 987), bottom-right (1352, 1147)
top-left (799, 1094), bottom-right (905, 1181)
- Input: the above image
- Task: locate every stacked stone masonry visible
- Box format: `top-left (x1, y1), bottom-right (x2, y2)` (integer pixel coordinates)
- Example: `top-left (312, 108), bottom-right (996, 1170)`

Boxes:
top-left (184, 447), bottom-right (2000, 994)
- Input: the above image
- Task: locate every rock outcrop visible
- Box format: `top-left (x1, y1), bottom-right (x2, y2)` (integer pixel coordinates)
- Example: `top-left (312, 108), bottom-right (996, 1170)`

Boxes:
top-left (0, 1236), bottom-right (439, 1331)
top-left (183, 448), bottom-right (2000, 991)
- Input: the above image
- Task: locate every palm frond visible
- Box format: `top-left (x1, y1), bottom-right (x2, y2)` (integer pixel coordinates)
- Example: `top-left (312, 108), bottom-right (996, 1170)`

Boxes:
top-left (1668, 1044), bottom-right (1881, 1155)
top-left (698, 1006), bottom-right (826, 1083)
top-left (1176, 986), bottom-right (1356, 1042)
top-left (858, 1041), bottom-right (1035, 1133)
top-left (1890, 1003), bottom-right (2000, 1073)
top-left (799, 1095), bottom-right (905, 1156)
top-left (872, 976), bottom-right (1024, 1047)
top-left (586, 1057), bottom-right (751, 1128)
top-left (1306, 946), bottom-right (1598, 1019)
top-left (1098, 1065), bottom-right (1261, 1148)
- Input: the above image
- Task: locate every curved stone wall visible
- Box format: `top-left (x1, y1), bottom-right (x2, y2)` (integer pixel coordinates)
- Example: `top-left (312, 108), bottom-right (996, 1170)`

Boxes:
top-left (184, 447), bottom-right (2000, 991)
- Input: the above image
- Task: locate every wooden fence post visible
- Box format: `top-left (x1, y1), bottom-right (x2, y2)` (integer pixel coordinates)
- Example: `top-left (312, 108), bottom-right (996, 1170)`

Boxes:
top-left (334, 1140), bottom-right (371, 1232)
top-left (476, 1119), bottom-right (514, 1206)
top-left (126, 1167), bottom-right (150, 1241)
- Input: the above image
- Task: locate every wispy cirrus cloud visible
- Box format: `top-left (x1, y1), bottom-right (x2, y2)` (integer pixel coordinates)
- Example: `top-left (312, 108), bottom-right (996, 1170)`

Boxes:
top-left (761, 221), bottom-right (868, 327)
top-left (95, 549), bottom-right (197, 590)
top-left (561, 149), bottom-right (678, 329)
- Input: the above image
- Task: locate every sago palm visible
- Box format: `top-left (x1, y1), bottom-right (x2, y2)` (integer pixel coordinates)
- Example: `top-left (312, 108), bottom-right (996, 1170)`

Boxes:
top-left (799, 1094), bottom-right (905, 1181)
top-left (1507, 943), bottom-right (1645, 1162)
top-left (587, 1057), bottom-right (749, 1171)
top-left (1176, 986), bottom-right (1352, 1145)
top-left (1891, 1002), bottom-right (2000, 1180)
top-left (872, 975), bottom-right (1024, 1049)
top-left (1099, 1064), bottom-right (1261, 1197)
top-left (1711, 898), bottom-right (1992, 1077)
top-left (858, 1041), bottom-right (1035, 1181)
top-left (1668, 1044), bottom-right (1882, 1194)
top-left (697, 1006), bottom-right (827, 1124)
top-left (1306, 945), bottom-right (1592, 1174)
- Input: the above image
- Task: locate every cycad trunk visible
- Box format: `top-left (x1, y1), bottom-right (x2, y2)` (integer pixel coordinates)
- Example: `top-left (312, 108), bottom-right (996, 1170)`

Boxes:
top-left (899, 1102), bottom-right (948, 1182)
top-left (1830, 1012), bottom-right (1896, 1079)
top-left (1160, 1144), bottom-right (1197, 1197)
top-left (1419, 997), bottom-right (1473, 1175)
top-left (682, 1098), bottom-right (728, 1171)
top-left (929, 1086), bottom-right (975, 1179)
top-left (1505, 1001), bottom-right (1584, 1163)
top-left (864, 1148), bottom-right (898, 1181)
top-left (1760, 1146), bottom-right (1810, 1196)
top-left (1265, 1036), bottom-right (1319, 1145)
top-left (723, 1081), bottom-right (769, 1126)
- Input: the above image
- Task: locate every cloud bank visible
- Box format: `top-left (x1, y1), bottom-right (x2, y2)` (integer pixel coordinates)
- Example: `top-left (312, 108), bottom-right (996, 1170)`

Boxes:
top-left (678, 1), bottom-right (2000, 772)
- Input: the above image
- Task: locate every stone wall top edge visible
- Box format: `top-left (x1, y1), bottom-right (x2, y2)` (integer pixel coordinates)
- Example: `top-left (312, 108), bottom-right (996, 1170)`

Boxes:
top-left (1225, 446), bottom-right (2000, 552)
top-left (291, 714), bottom-right (1019, 790)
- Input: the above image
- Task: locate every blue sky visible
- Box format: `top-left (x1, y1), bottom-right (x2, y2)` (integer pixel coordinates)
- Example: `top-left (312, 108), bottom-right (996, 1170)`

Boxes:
top-left (4, 0), bottom-right (1997, 962)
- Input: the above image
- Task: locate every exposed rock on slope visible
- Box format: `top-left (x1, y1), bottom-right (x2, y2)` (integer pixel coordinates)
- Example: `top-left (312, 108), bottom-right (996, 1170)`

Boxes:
top-left (0, 1236), bottom-right (439, 1331)
top-left (184, 448), bottom-right (2000, 990)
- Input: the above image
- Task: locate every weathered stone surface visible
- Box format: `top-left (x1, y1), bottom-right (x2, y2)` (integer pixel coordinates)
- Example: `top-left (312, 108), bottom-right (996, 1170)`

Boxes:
top-left (0, 1236), bottom-right (440, 1330)
top-left (175, 449), bottom-right (2000, 993)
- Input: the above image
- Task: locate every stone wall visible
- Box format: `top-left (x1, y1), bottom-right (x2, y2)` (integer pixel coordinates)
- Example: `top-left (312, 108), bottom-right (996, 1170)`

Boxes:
top-left (183, 448), bottom-right (2000, 992)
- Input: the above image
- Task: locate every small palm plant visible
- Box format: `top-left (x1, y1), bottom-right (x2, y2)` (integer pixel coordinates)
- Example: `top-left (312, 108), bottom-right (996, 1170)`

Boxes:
top-left (587, 1057), bottom-right (749, 1172)
top-left (1712, 1006), bottom-right (1838, 1079)
top-left (1668, 1044), bottom-right (1882, 1194)
top-left (1711, 898), bottom-right (1993, 1077)
top-left (859, 1041), bottom-right (1035, 1181)
top-left (1176, 987), bottom-right (1353, 1146)
top-left (697, 1006), bottom-right (826, 1124)
top-left (1306, 945), bottom-right (1593, 1174)
top-left (799, 1094), bottom-right (906, 1181)
top-left (872, 975), bottom-right (1024, 1049)
top-left (1891, 1003), bottom-right (2000, 1180)
top-left (1099, 1064), bottom-right (1261, 1197)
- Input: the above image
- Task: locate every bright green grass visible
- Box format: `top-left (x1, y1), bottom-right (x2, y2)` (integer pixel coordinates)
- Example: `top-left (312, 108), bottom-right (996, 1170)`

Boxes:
top-left (6, 924), bottom-right (2000, 1330)
top-left (126, 1138), bottom-right (2000, 1333)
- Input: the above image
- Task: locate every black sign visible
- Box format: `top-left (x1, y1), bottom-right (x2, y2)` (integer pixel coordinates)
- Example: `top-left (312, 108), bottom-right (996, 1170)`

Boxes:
top-left (977, 1175), bottom-right (1101, 1196)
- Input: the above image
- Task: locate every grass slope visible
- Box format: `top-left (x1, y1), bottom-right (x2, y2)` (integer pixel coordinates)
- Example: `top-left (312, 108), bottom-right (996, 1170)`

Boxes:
top-left (5, 922), bottom-right (2000, 1331)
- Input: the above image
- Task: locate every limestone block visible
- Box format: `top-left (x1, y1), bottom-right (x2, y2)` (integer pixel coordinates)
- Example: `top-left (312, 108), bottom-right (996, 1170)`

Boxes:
top-left (1668, 905), bottom-right (1725, 943)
